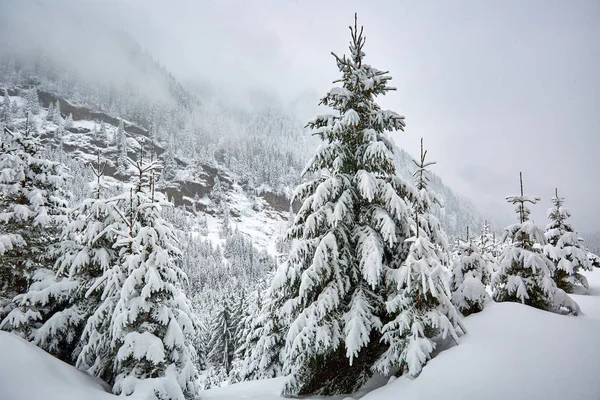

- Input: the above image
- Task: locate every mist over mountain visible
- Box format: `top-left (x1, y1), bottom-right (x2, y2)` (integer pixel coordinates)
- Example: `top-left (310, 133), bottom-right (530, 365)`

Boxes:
top-left (0, 0), bottom-right (499, 239)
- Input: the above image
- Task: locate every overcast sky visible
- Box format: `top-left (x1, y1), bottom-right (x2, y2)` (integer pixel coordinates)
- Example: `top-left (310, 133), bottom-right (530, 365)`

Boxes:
top-left (3, 0), bottom-right (599, 233)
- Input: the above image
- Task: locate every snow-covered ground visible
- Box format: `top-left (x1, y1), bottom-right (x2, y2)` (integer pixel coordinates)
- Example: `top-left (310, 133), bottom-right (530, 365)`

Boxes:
top-left (0, 331), bottom-right (115, 400)
top-left (2, 269), bottom-right (600, 400)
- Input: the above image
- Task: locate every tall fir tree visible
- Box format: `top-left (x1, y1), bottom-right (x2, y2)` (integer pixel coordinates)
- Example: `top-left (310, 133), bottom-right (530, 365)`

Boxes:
top-left (375, 138), bottom-right (463, 377)
top-left (543, 189), bottom-right (592, 292)
top-left (492, 174), bottom-right (579, 314)
top-left (272, 15), bottom-right (420, 396)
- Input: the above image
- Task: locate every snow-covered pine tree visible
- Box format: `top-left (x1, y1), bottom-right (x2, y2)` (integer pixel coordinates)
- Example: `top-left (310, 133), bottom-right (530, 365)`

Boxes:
top-left (53, 98), bottom-right (63, 125)
top-left (476, 221), bottom-right (497, 257)
top-left (2, 90), bottom-right (13, 125)
top-left (492, 174), bottom-right (579, 314)
top-left (65, 113), bottom-right (74, 129)
top-left (109, 153), bottom-right (200, 399)
top-left (375, 138), bottom-right (463, 377)
top-left (98, 121), bottom-right (108, 143)
top-left (76, 192), bottom-right (129, 385)
top-left (10, 99), bottom-right (19, 119)
top-left (275, 204), bottom-right (294, 263)
top-left (219, 202), bottom-right (232, 238)
top-left (1, 90), bottom-right (9, 110)
top-left (272, 15), bottom-right (419, 396)
top-left (0, 121), bottom-right (68, 313)
top-left (477, 222), bottom-right (499, 276)
top-left (160, 144), bottom-right (177, 185)
top-left (230, 293), bottom-right (247, 352)
top-left (232, 286), bottom-right (262, 378)
top-left (207, 298), bottom-right (235, 375)
top-left (1, 155), bottom-right (121, 364)
top-left (115, 119), bottom-right (128, 175)
top-left (236, 278), bottom-right (286, 382)
top-left (544, 188), bottom-right (592, 292)
top-left (449, 227), bottom-right (492, 316)
top-left (24, 87), bottom-right (40, 115)
top-left (46, 101), bottom-right (55, 122)
top-left (210, 175), bottom-right (223, 206)
top-left (410, 138), bottom-right (449, 261)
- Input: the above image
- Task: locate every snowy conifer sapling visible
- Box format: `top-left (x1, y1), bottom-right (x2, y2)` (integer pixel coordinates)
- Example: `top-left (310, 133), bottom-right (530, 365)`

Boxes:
top-left (236, 277), bottom-right (286, 383)
top-left (544, 188), bottom-right (592, 292)
top-left (375, 138), bottom-right (463, 377)
top-left (492, 174), bottom-right (579, 314)
top-left (449, 227), bottom-right (492, 316)
top-left (108, 152), bottom-right (200, 399)
top-left (207, 298), bottom-right (235, 375)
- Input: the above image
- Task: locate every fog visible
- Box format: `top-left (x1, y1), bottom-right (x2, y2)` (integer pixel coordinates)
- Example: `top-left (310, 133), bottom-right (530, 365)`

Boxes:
top-left (1, 0), bottom-right (599, 233)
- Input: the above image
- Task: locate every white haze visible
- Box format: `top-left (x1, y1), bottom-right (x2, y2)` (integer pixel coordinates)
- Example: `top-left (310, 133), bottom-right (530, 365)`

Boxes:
top-left (1, 0), bottom-right (598, 233)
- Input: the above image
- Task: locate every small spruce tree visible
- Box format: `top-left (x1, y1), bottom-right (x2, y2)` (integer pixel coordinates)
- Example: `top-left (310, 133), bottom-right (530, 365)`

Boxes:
top-left (46, 101), bottom-right (55, 122)
top-left (492, 174), bottom-right (579, 314)
top-left (24, 87), bottom-right (40, 115)
top-left (544, 189), bottom-right (592, 292)
top-left (375, 138), bottom-right (463, 377)
top-left (64, 113), bottom-right (74, 129)
top-left (449, 227), bottom-right (493, 316)
top-left (53, 99), bottom-right (63, 125)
